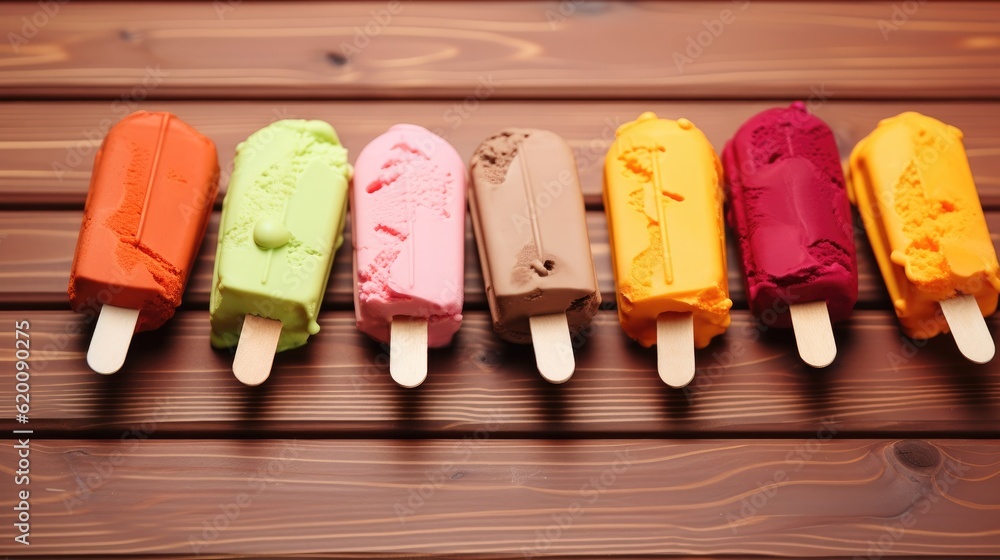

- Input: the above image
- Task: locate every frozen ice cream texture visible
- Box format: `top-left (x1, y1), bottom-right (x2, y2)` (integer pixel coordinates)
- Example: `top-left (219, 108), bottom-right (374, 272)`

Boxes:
top-left (723, 101), bottom-right (858, 367)
top-left (69, 111), bottom-right (219, 374)
top-left (604, 112), bottom-right (732, 386)
top-left (848, 112), bottom-right (998, 363)
top-left (352, 124), bottom-right (467, 387)
top-left (210, 119), bottom-right (352, 384)
top-left (470, 128), bottom-right (601, 383)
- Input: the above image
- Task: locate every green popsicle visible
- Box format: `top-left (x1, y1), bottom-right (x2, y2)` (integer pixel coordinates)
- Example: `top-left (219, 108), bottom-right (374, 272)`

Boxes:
top-left (210, 120), bottom-right (352, 384)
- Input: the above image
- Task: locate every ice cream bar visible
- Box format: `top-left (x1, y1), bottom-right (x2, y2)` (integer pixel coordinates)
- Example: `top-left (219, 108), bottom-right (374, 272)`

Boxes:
top-left (469, 129), bottom-right (600, 383)
top-left (351, 124), bottom-right (466, 388)
top-left (604, 112), bottom-right (732, 387)
top-left (722, 102), bottom-right (858, 367)
top-left (848, 112), bottom-right (999, 363)
top-left (68, 111), bottom-right (219, 374)
top-left (210, 120), bottom-right (352, 384)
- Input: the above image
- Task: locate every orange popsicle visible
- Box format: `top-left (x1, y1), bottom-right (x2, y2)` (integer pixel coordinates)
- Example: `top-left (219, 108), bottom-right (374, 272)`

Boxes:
top-left (848, 112), bottom-right (999, 363)
top-left (69, 111), bottom-right (220, 373)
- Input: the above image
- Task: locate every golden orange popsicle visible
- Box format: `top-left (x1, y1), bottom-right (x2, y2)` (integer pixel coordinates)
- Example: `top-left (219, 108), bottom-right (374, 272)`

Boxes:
top-left (603, 113), bottom-right (732, 387)
top-left (848, 112), bottom-right (999, 363)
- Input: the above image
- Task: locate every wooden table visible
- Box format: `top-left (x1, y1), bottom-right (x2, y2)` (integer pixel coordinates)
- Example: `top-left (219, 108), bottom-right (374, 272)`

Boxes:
top-left (1, 2), bottom-right (999, 557)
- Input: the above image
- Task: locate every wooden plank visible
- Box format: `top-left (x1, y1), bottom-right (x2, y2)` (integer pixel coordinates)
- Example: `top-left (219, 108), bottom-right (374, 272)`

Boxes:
top-left (4, 439), bottom-right (998, 557)
top-left (0, 557), bottom-right (817, 560)
top-left (0, 211), bottom-right (497, 309)
top-left (2, 311), bottom-right (997, 436)
top-left (0, 207), bottom-right (925, 310)
top-left (3, 101), bottom-right (1000, 209)
top-left (1, 2), bottom-right (999, 100)
top-left (0, 556), bottom-right (811, 560)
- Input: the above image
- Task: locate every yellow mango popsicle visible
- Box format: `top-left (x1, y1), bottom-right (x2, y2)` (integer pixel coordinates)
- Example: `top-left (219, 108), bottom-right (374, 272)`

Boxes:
top-left (848, 112), bottom-right (999, 363)
top-left (603, 112), bottom-right (732, 385)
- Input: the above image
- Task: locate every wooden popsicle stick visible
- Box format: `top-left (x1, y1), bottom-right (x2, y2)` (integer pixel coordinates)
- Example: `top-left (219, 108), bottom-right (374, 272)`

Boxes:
top-left (390, 316), bottom-right (428, 388)
top-left (789, 301), bottom-right (838, 368)
top-left (528, 313), bottom-right (575, 384)
top-left (87, 304), bottom-right (140, 375)
top-left (939, 294), bottom-right (995, 364)
top-left (233, 314), bottom-right (282, 386)
top-left (656, 312), bottom-right (695, 388)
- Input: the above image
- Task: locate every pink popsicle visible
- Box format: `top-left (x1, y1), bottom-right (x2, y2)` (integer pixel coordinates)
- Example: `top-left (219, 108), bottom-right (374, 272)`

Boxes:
top-left (351, 124), bottom-right (467, 385)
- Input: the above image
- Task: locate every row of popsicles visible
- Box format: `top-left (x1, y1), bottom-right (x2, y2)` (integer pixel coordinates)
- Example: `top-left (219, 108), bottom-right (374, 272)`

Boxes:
top-left (67, 104), bottom-right (1000, 387)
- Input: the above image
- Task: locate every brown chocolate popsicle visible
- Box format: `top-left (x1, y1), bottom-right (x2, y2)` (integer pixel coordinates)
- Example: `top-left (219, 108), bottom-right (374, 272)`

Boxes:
top-left (469, 129), bottom-right (601, 383)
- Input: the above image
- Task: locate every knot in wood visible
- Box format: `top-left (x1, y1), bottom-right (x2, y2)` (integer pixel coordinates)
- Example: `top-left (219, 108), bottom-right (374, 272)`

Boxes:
top-left (892, 440), bottom-right (941, 470)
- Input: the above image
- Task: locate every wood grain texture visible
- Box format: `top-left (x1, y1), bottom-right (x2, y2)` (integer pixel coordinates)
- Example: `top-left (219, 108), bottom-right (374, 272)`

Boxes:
top-left (2, 207), bottom-right (936, 310)
top-left (0, 556), bottom-right (827, 560)
top-left (2, 311), bottom-right (997, 436)
top-left (3, 101), bottom-right (1000, 209)
top-left (2, 439), bottom-right (997, 557)
top-left (1, 2), bottom-right (999, 99)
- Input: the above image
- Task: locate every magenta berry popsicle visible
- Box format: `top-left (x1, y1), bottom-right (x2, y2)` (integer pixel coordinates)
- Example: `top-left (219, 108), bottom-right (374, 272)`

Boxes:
top-left (722, 102), bottom-right (858, 367)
